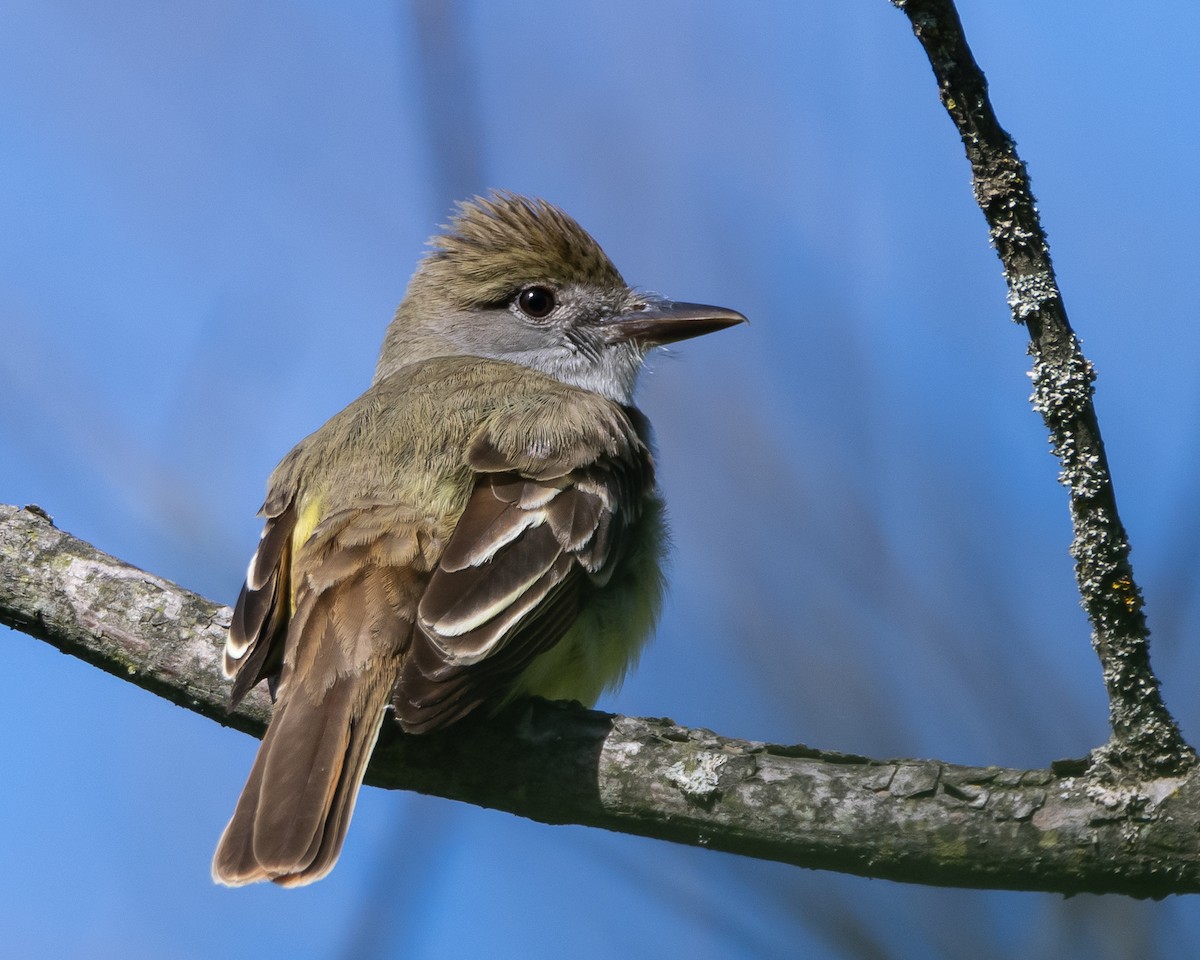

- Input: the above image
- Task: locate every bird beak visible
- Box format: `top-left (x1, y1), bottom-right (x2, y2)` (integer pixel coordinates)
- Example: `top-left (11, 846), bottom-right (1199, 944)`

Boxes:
top-left (604, 300), bottom-right (748, 347)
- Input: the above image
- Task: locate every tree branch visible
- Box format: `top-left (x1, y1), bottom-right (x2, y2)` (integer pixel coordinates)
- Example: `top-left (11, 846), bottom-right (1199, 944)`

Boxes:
top-left (3, 501), bottom-right (1199, 897)
top-left (892, 0), bottom-right (1193, 777)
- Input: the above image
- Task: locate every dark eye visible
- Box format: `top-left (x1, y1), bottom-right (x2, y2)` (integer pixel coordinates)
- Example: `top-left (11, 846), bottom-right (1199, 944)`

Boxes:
top-left (517, 286), bottom-right (556, 319)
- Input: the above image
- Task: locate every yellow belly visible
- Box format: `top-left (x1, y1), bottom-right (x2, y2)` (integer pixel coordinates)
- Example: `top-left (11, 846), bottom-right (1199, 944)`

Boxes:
top-left (510, 499), bottom-right (665, 707)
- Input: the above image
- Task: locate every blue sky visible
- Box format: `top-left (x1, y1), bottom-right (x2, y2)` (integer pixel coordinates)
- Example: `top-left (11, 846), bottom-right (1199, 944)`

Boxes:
top-left (3, 2), bottom-right (1199, 957)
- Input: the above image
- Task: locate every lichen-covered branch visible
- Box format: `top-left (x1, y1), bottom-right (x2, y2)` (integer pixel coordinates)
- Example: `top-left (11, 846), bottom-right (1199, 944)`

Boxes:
top-left (3, 501), bottom-right (1200, 897)
top-left (0, 503), bottom-right (272, 736)
top-left (892, 0), bottom-right (1193, 777)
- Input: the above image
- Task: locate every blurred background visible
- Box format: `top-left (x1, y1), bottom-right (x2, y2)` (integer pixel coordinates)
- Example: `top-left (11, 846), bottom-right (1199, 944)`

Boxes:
top-left (3, 1), bottom-right (1199, 957)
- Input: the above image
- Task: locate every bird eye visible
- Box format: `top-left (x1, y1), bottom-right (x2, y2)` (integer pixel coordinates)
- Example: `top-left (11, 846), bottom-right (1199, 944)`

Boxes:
top-left (516, 286), bottom-right (556, 319)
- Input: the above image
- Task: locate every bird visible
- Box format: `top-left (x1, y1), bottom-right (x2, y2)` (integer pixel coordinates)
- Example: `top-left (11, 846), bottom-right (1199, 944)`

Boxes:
top-left (212, 192), bottom-right (746, 886)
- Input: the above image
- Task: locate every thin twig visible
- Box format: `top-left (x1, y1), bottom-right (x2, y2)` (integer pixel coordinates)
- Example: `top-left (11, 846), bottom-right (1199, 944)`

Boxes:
top-left (892, 0), bottom-right (1193, 777)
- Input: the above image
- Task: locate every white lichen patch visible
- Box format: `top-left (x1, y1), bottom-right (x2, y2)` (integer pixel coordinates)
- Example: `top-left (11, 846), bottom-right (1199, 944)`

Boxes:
top-left (608, 739), bottom-right (643, 760)
top-left (1028, 349), bottom-right (1096, 421)
top-left (665, 752), bottom-right (727, 803)
top-left (1084, 776), bottom-right (1188, 820)
top-left (1006, 270), bottom-right (1060, 322)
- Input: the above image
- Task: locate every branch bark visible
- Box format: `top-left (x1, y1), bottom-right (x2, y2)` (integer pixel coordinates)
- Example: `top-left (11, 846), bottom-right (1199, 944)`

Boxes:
top-left (892, 0), bottom-right (1193, 778)
top-left (3, 501), bottom-right (1199, 898)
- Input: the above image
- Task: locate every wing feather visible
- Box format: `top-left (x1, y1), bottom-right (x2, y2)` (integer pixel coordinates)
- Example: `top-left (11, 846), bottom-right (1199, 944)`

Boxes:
top-left (395, 401), bottom-right (655, 732)
top-left (226, 498), bottom-right (298, 707)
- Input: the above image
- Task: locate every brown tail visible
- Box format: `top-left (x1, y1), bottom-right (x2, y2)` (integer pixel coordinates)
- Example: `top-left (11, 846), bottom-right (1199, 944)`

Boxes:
top-left (212, 664), bottom-right (394, 887)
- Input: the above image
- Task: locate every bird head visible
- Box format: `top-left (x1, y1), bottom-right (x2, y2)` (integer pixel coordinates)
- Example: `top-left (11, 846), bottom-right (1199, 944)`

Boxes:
top-left (374, 192), bottom-right (746, 403)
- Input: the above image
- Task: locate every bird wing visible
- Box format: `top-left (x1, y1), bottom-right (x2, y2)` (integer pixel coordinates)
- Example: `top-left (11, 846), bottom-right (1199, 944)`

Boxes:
top-left (224, 482), bottom-right (298, 707)
top-left (395, 403), bottom-right (655, 733)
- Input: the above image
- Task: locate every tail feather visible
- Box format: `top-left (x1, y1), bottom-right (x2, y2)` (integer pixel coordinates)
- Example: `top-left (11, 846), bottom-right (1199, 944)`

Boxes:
top-left (272, 697), bottom-right (388, 887)
top-left (210, 734), bottom-right (271, 886)
top-left (212, 666), bottom-right (394, 887)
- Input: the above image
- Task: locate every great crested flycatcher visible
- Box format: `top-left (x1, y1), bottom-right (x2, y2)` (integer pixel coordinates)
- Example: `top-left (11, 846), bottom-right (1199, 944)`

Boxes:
top-left (212, 192), bottom-right (745, 886)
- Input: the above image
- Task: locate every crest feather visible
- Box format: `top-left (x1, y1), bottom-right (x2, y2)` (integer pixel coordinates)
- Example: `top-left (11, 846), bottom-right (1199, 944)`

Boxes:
top-left (417, 192), bottom-right (624, 306)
